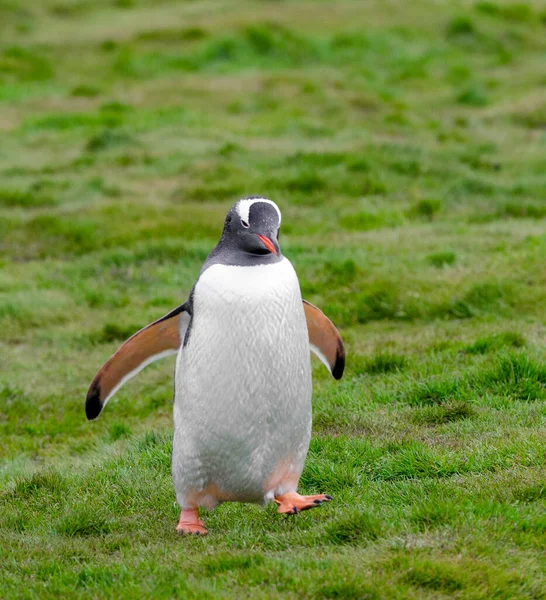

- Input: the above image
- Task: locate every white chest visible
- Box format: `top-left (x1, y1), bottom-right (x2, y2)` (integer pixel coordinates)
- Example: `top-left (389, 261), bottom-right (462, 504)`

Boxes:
top-left (194, 258), bottom-right (301, 326)
top-left (180, 258), bottom-right (310, 382)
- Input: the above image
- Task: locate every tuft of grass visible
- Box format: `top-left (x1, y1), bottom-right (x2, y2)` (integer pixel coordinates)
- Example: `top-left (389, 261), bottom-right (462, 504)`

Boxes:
top-left (427, 250), bottom-right (456, 267)
top-left (284, 169), bottom-right (326, 193)
top-left (412, 400), bottom-right (476, 425)
top-left (499, 202), bottom-right (546, 220)
top-left (476, 353), bottom-right (546, 401)
top-left (475, 1), bottom-right (501, 15)
top-left (86, 128), bottom-right (133, 152)
top-left (200, 553), bottom-right (264, 576)
top-left (110, 422), bottom-right (132, 441)
top-left (442, 281), bottom-right (515, 319)
top-left (314, 581), bottom-right (380, 600)
top-left (325, 510), bottom-right (382, 545)
top-left (446, 16), bottom-right (476, 38)
top-left (71, 84), bottom-right (101, 97)
top-left (476, 2), bottom-right (535, 22)
top-left (411, 500), bottom-right (458, 530)
top-left (136, 26), bottom-right (208, 43)
top-left (115, 0), bottom-right (136, 8)
top-left (338, 209), bottom-right (398, 231)
top-left (512, 484), bottom-right (546, 503)
top-left (12, 470), bottom-right (69, 499)
top-left (0, 46), bottom-right (53, 82)
top-left (402, 378), bottom-right (463, 407)
top-left (355, 289), bottom-right (404, 323)
top-left (92, 323), bottom-right (141, 343)
top-left (410, 198), bottom-right (442, 220)
top-left (463, 331), bottom-right (526, 354)
top-left (512, 104), bottom-right (546, 129)
top-left (200, 23), bottom-right (322, 69)
top-left (323, 259), bottom-right (359, 287)
top-left (402, 560), bottom-right (464, 592)
top-left (450, 175), bottom-right (496, 198)
top-left (0, 188), bottom-right (57, 207)
top-left (54, 507), bottom-right (113, 537)
top-left (353, 352), bottom-right (407, 376)
top-left (457, 84), bottom-right (489, 107)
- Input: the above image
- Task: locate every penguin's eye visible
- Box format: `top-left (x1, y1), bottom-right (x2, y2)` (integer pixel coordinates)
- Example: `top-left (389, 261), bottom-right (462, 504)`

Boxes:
top-left (241, 220), bottom-right (250, 228)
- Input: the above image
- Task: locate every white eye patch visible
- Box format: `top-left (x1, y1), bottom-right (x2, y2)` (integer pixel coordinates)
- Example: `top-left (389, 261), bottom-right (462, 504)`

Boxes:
top-left (236, 198), bottom-right (282, 227)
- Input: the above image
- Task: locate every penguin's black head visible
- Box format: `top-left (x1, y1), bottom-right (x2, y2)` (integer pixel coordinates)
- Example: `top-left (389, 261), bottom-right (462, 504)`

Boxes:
top-left (222, 197), bottom-right (282, 257)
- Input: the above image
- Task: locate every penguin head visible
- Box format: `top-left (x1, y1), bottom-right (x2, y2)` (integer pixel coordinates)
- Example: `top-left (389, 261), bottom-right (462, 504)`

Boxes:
top-left (222, 197), bottom-right (282, 256)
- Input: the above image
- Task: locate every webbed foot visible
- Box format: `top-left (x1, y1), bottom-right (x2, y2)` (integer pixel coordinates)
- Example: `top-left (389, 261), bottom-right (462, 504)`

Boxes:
top-left (274, 492), bottom-right (333, 515)
top-left (176, 508), bottom-right (208, 535)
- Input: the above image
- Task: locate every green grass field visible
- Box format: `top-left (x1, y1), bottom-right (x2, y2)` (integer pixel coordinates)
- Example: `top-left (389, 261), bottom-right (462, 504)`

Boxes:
top-left (2, 0), bottom-right (546, 597)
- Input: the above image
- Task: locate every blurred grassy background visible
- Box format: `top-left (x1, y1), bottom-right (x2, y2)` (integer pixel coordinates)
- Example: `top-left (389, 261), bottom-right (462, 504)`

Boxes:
top-left (1, 0), bottom-right (546, 597)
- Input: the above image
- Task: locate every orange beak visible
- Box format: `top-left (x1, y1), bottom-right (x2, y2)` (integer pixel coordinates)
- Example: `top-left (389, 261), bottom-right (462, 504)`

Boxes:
top-left (256, 234), bottom-right (277, 255)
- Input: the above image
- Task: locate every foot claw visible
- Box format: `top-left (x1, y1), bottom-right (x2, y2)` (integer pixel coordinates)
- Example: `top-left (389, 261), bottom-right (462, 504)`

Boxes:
top-left (275, 492), bottom-right (333, 515)
top-left (176, 524), bottom-right (208, 536)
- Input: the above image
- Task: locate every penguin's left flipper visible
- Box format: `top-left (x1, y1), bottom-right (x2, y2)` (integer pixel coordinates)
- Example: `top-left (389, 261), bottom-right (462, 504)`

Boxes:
top-left (86, 302), bottom-right (190, 420)
top-left (303, 300), bottom-right (345, 380)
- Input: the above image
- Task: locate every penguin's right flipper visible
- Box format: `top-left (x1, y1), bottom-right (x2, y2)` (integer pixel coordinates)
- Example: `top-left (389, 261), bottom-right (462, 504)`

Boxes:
top-left (86, 303), bottom-right (190, 420)
top-left (303, 300), bottom-right (345, 380)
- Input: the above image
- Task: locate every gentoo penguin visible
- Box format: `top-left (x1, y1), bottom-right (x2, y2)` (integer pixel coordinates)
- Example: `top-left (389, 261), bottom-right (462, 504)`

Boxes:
top-left (86, 197), bottom-right (345, 535)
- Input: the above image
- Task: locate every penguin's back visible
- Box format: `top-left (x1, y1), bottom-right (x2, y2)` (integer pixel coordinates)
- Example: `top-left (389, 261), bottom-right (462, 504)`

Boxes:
top-left (172, 258), bottom-right (312, 507)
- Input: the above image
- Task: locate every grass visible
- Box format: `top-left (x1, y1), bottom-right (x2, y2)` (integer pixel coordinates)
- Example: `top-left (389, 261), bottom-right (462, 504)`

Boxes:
top-left (1, 0), bottom-right (546, 597)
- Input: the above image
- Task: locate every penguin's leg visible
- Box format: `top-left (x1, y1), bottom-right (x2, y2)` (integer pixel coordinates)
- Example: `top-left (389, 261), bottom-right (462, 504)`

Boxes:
top-left (176, 508), bottom-right (208, 536)
top-left (274, 492), bottom-right (333, 515)
top-left (172, 422), bottom-right (208, 535)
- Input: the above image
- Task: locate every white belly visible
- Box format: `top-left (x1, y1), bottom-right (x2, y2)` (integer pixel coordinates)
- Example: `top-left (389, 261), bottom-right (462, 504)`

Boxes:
top-left (172, 258), bottom-right (312, 508)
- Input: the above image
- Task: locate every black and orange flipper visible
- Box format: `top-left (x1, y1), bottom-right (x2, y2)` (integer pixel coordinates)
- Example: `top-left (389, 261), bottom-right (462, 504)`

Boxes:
top-left (303, 300), bottom-right (345, 380)
top-left (86, 303), bottom-right (190, 420)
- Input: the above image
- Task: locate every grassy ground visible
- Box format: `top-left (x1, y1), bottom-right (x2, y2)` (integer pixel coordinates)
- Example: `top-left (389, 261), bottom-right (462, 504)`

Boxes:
top-left (1, 0), bottom-right (546, 597)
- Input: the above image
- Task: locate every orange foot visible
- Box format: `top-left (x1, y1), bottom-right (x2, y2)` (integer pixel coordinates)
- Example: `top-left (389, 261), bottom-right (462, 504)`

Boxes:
top-left (176, 508), bottom-right (208, 536)
top-left (274, 491), bottom-right (333, 515)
